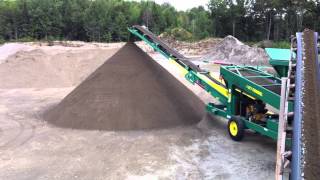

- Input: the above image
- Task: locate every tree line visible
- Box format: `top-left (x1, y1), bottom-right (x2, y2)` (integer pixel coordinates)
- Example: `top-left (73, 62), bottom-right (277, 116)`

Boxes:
top-left (0, 0), bottom-right (319, 43)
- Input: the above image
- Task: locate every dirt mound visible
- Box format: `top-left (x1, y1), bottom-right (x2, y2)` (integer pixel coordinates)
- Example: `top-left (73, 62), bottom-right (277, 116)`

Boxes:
top-left (159, 37), bottom-right (222, 56)
top-left (197, 35), bottom-right (269, 66)
top-left (0, 47), bottom-right (118, 88)
top-left (0, 43), bottom-right (34, 64)
top-left (44, 42), bottom-right (205, 130)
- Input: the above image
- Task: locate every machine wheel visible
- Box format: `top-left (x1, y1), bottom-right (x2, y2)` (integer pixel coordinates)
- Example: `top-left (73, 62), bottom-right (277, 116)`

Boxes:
top-left (228, 116), bottom-right (245, 141)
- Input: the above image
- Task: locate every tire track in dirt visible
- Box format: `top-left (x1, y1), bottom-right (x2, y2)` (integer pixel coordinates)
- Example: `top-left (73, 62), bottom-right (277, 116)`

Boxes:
top-left (0, 117), bottom-right (35, 151)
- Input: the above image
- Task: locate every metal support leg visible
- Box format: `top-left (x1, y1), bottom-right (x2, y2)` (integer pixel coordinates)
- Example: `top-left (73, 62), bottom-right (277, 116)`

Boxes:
top-left (276, 78), bottom-right (289, 180)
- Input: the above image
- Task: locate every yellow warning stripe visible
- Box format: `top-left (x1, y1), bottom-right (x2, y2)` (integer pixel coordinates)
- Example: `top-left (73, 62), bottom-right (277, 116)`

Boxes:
top-left (169, 58), bottom-right (258, 101)
top-left (197, 73), bottom-right (229, 97)
top-left (235, 88), bottom-right (256, 100)
top-left (168, 58), bottom-right (228, 98)
top-left (209, 72), bottom-right (226, 85)
top-left (169, 59), bottom-right (189, 75)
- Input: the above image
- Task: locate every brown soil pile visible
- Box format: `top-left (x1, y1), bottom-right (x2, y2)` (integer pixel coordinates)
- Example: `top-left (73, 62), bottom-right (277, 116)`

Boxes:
top-left (0, 47), bottom-right (118, 88)
top-left (301, 30), bottom-right (320, 180)
top-left (44, 42), bottom-right (205, 130)
top-left (159, 37), bottom-right (222, 56)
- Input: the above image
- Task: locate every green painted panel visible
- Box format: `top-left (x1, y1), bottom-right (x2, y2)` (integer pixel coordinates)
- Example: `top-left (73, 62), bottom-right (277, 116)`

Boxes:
top-left (265, 48), bottom-right (292, 63)
top-left (265, 48), bottom-right (294, 77)
top-left (206, 104), bottom-right (228, 118)
top-left (244, 120), bottom-right (278, 140)
top-left (266, 119), bottom-right (278, 132)
top-left (220, 66), bottom-right (294, 112)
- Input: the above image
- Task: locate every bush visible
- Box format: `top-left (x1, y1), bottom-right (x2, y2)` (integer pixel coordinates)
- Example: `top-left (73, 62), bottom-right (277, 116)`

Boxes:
top-left (46, 36), bottom-right (56, 46)
top-left (247, 40), bottom-right (290, 49)
top-left (0, 37), bottom-right (4, 44)
top-left (272, 41), bottom-right (290, 49)
top-left (17, 36), bottom-right (35, 42)
top-left (169, 27), bottom-right (193, 41)
top-left (244, 41), bottom-right (258, 46)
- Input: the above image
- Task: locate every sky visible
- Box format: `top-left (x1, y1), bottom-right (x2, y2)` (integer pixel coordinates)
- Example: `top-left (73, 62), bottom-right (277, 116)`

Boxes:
top-left (139, 0), bottom-right (209, 11)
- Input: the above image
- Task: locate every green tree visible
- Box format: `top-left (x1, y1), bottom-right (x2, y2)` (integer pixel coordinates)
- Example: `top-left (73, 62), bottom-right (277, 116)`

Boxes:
top-left (1, 0), bottom-right (320, 43)
top-left (0, 0), bottom-right (19, 40)
top-left (114, 12), bottom-right (128, 41)
top-left (188, 6), bottom-right (211, 39)
top-left (29, 0), bottom-right (62, 39)
top-left (208, 0), bottom-right (228, 37)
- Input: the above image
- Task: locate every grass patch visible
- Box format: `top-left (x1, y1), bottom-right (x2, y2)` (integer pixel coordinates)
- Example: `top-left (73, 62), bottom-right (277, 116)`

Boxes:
top-left (244, 40), bottom-right (291, 49)
top-left (272, 41), bottom-right (290, 49)
top-left (0, 37), bottom-right (4, 45)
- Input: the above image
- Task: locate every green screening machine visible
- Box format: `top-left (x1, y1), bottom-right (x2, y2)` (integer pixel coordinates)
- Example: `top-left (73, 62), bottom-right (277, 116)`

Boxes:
top-left (128, 25), bottom-right (293, 142)
top-left (266, 48), bottom-right (293, 77)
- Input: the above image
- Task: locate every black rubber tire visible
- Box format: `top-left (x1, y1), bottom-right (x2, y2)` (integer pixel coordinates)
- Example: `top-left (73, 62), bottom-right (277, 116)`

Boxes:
top-left (227, 116), bottom-right (245, 141)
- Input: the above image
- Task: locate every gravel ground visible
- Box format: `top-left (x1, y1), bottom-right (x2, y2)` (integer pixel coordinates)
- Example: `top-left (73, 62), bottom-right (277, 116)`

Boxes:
top-left (0, 42), bottom-right (278, 179)
top-left (0, 87), bottom-right (276, 180)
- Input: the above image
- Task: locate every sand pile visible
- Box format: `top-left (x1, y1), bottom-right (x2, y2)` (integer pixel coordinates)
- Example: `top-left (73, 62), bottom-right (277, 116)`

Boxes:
top-left (0, 47), bottom-right (118, 88)
top-left (0, 43), bottom-right (34, 64)
top-left (197, 35), bottom-right (269, 66)
top-left (44, 42), bottom-right (205, 130)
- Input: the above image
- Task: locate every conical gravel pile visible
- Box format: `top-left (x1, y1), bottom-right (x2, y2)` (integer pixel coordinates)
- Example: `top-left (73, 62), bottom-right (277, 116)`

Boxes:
top-left (196, 35), bottom-right (269, 66)
top-left (44, 42), bottom-right (205, 130)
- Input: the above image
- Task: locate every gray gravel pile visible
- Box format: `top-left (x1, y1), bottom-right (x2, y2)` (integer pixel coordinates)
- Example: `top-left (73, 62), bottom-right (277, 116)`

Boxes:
top-left (196, 35), bottom-right (269, 66)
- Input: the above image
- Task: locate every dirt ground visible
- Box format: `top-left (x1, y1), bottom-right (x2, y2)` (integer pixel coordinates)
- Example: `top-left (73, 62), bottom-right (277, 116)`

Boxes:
top-left (0, 42), bottom-right (122, 88)
top-left (0, 42), bottom-right (277, 179)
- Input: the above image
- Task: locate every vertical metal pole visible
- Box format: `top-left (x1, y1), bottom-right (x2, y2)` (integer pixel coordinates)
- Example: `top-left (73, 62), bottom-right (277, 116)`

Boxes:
top-left (314, 32), bottom-right (320, 82)
top-left (291, 32), bottom-right (303, 180)
top-left (276, 78), bottom-right (288, 180)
